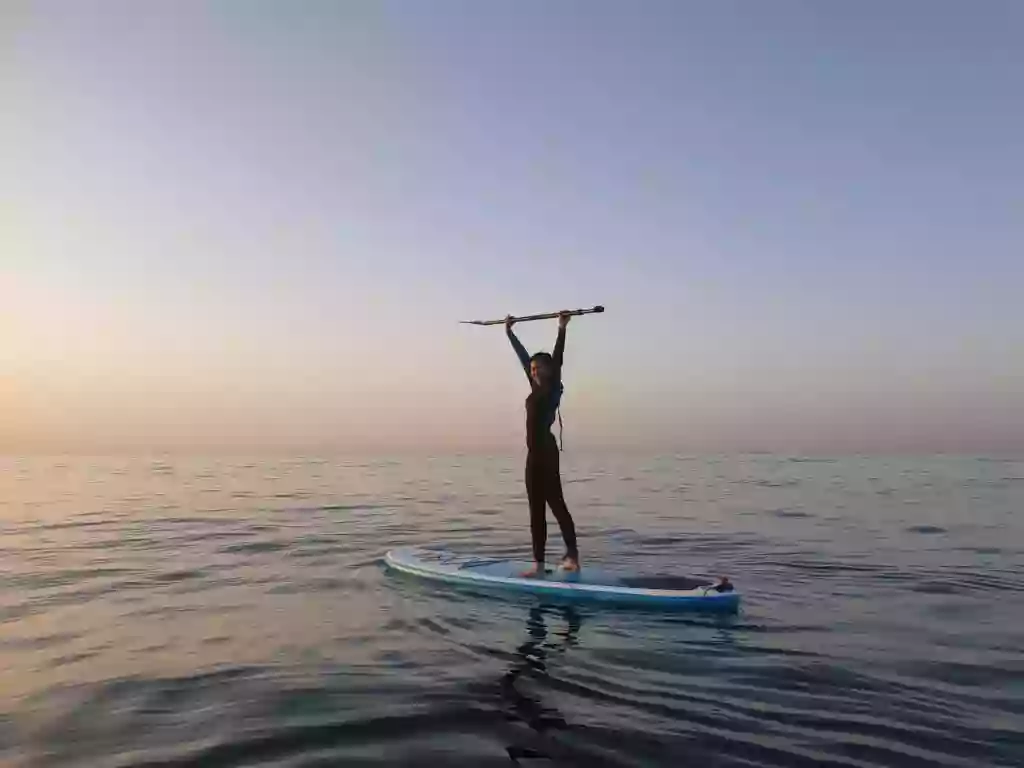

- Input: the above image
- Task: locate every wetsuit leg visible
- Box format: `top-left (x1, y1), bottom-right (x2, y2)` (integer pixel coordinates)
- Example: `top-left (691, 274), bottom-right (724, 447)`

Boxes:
top-left (525, 452), bottom-right (548, 563)
top-left (542, 442), bottom-right (578, 559)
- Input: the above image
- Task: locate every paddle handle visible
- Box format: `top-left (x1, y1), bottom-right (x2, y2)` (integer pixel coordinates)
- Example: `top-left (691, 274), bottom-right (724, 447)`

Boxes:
top-left (461, 305), bottom-right (605, 326)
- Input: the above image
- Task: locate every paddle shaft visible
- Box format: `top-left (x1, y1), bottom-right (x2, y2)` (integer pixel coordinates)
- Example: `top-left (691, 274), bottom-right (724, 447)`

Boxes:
top-left (461, 305), bottom-right (605, 326)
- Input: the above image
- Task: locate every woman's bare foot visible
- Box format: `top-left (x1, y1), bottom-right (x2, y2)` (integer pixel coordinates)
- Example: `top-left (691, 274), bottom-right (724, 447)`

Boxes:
top-left (560, 555), bottom-right (580, 573)
top-left (520, 562), bottom-right (545, 578)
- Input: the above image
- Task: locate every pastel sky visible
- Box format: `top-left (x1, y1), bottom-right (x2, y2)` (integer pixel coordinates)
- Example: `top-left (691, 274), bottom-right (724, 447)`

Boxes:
top-left (3, 0), bottom-right (1022, 453)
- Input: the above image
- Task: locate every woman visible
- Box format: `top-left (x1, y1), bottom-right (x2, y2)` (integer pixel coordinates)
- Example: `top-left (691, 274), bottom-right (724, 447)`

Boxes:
top-left (505, 311), bottom-right (579, 577)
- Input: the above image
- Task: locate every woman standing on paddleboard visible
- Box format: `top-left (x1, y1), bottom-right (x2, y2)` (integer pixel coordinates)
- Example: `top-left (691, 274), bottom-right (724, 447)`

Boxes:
top-left (505, 311), bottom-right (579, 577)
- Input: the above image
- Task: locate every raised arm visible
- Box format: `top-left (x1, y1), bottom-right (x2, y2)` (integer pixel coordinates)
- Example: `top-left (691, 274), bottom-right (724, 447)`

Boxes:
top-left (553, 326), bottom-right (566, 369)
top-left (505, 318), bottom-right (532, 382)
top-left (552, 312), bottom-right (569, 368)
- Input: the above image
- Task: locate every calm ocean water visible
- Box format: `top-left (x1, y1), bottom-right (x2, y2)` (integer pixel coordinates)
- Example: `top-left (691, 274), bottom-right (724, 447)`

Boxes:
top-left (0, 454), bottom-right (1021, 767)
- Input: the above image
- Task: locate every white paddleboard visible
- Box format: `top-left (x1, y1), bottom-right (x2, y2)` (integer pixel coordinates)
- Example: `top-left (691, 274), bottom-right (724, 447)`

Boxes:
top-left (384, 546), bottom-right (740, 612)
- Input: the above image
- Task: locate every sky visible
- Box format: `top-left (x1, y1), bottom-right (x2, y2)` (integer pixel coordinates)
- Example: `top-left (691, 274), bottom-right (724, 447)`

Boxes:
top-left (2, 0), bottom-right (1022, 454)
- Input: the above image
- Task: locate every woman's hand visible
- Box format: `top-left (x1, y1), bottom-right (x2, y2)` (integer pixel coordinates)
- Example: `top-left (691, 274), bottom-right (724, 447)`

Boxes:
top-left (558, 311), bottom-right (571, 329)
top-left (505, 314), bottom-right (516, 330)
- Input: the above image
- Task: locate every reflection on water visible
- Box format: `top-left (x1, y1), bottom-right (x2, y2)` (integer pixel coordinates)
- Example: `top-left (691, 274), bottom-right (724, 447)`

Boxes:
top-left (501, 605), bottom-right (581, 762)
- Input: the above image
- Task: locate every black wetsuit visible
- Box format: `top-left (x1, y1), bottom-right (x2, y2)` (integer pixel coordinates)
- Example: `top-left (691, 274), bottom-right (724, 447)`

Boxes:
top-left (507, 325), bottom-right (578, 564)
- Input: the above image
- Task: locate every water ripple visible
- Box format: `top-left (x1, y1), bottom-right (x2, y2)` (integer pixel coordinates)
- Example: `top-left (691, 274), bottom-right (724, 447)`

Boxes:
top-left (0, 455), bottom-right (1021, 767)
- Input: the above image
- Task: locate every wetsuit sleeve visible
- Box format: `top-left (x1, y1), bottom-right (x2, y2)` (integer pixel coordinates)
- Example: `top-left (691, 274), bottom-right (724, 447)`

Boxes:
top-left (552, 326), bottom-right (566, 369)
top-left (506, 327), bottom-right (532, 381)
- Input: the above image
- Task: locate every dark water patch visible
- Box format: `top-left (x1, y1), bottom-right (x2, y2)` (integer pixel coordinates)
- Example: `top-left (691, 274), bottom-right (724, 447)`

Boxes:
top-left (34, 518), bottom-right (117, 531)
top-left (152, 569), bottom-right (207, 584)
top-left (267, 577), bottom-right (356, 594)
top-left (286, 545), bottom-right (353, 561)
top-left (471, 508), bottom-right (503, 517)
top-left (51, 650), bottom-right (101, 668)
top-left (289, 535), bottom-right (339, 547)
top-left (736, 475), bottom-right (800, 488)
top-left (910, 580), bottom-right (967, 595)
top-left (61, 504), bottom-right (114, 517)
top-left (159, 515), bottom-right (239, 526)
top-left (767, 508), bottom-right (813, 518)
top-left (107, 534), bottom-right (153, 551)
top-left (219, 540), bottom-right (288, 555)
top-left (953, 545), bottom-right (1005, 555)
top-left (905, 525), bottom-right (947, 534)
top-left (287, 555), bottom-right (354, 568)
top-left (125, 601), bottom-right (252, 619)
top-left (416, 617), bottom-right (453, 638)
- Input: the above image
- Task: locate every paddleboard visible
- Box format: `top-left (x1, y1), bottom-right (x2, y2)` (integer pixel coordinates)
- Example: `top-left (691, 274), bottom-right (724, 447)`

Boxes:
top-left (384, 546), bottom-right (740, 612)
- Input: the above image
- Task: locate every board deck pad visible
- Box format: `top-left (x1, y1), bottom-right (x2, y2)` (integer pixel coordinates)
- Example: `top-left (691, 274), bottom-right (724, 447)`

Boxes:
top-left (384, 546), bottom-right (740, 611)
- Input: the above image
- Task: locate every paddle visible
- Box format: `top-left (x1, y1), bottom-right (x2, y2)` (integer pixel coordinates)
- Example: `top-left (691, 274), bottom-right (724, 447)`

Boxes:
top-left (460, 305), bottom-right (605, 326)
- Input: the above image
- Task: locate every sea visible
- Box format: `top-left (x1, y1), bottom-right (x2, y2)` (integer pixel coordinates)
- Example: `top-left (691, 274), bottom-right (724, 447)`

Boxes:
top-left (0, 454), bottom-right (1021, 767)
